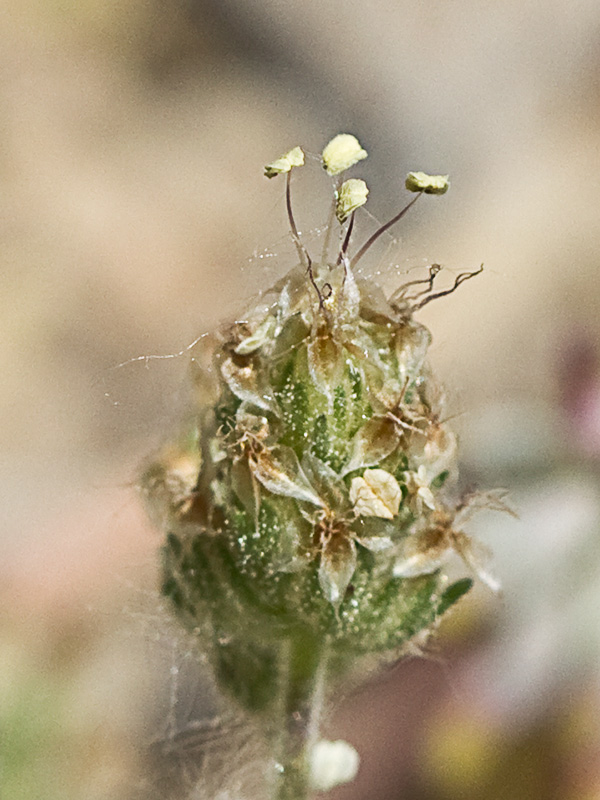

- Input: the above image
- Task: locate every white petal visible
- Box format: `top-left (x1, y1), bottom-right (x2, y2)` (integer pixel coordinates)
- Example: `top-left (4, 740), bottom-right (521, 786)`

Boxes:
top-left (250, 447), bottom-right (324, 507)
top-left (234, 316), bottom-right (276, 355)
top-left (220, 356), bottom-right (278, 414)
top-left (350, 469), bottom-right (401, 519)
top-left (418, 486), bottom-right (437, 510)
top-left (394, 322), bottom-right (431, 385)
top-left (342, 416), bottom-right (400, 475)
top-left (393, 549), bottom-right (449, 578)
top-left (454, 532), bottom-right (502, 593)
top-left (356, 535), bottom-right (394, 552)
top-left (307, 331), bottom-right (345, 404)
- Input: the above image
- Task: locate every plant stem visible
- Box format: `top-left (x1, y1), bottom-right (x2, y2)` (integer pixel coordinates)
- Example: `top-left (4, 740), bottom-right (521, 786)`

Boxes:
top-left (273, 633), bottom-right (328, 800)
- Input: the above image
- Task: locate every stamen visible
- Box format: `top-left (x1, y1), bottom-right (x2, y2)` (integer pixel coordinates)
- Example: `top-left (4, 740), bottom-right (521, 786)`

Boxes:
top-left (306, 254), bottom-right (325, 307)
top-left (285, 170), bottom-right (325, 307)
top-left (336, 210), bottom-right (356, 265)
top-left (350, 193), bottom-right (422, 269)
top-left (397, 376), bottom-right (410, 405)
top-left (286, 170), bottom-right (312, 270)
top-left (321, 189), bottom-right (339, 266)
top-left (386, 410), bottom-right (424, 435)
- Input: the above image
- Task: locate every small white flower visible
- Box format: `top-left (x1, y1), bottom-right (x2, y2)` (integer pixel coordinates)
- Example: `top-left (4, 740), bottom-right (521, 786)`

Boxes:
top-left (394, 492), bottom-right (514, 591)
top-left (350, 469), bottom-right (401, 519)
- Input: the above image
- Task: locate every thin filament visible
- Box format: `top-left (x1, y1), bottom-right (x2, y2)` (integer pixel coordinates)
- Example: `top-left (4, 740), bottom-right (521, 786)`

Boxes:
top-left (286, 171), bottom-right (323, 306)
top-left (336, 211), bottom-right (356, 265)
top-left (286, 170), bottom-right (311, 269)
top-left (350, 192), bottom-right (422, 269)
top-left (321, 183), bottom-right (340, 266)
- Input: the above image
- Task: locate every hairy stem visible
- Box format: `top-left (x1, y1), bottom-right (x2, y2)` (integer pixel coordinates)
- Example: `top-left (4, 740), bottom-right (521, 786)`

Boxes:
top-left (273, 633), bottom-right (328, 800)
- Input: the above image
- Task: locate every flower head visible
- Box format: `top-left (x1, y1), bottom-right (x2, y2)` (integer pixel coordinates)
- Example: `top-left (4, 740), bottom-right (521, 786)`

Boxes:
top-left (142, 137), bottom-right (491, 721)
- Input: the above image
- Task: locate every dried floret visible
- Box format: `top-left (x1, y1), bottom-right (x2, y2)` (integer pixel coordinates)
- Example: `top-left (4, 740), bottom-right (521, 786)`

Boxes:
top-left (394, 492), bottom-right (515, 591)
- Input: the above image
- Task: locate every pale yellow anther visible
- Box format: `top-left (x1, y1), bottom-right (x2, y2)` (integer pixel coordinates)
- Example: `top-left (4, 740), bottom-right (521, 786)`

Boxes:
top-left (322, 134), bottom-right (368, 176)
top-left (264, 146), bottom-right (305, 178)
top-left (405, 171), bottom-right (450, 195)
top-left (335, 178), bottom-right (369, 223)
top-left (350, 469), bottom-right (401, 520)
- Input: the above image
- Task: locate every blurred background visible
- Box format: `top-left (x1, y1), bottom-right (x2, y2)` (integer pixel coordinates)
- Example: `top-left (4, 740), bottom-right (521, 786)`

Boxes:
top-left (2, 1), bottom-right (600, 798)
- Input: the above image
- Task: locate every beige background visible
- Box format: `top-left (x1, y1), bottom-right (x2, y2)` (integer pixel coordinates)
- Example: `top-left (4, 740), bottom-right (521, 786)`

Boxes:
top-left (2, 2), bottom-right (600, 798)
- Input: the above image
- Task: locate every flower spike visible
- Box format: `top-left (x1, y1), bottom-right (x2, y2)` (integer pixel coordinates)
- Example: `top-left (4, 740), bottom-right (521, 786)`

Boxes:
top-left (142, 135), bottom-right (505, 800)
